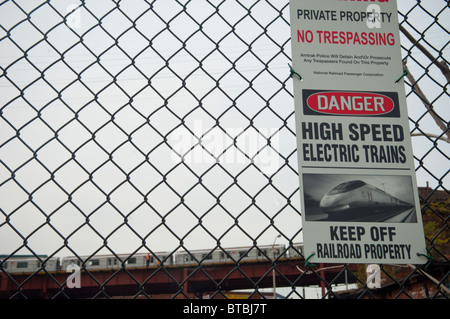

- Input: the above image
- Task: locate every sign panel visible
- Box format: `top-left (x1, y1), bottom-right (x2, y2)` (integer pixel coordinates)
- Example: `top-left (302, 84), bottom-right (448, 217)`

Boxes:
top-left (289, 0), bottom-right (427, 264)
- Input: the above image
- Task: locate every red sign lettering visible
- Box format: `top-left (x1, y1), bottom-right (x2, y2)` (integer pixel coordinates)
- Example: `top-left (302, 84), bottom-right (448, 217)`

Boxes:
top-left (306, 91), bottom-right (394, 116)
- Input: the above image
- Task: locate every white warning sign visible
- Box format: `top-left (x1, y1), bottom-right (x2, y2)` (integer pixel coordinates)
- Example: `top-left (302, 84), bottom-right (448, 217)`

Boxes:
top-left (289, 0), bottom-right (427, 264)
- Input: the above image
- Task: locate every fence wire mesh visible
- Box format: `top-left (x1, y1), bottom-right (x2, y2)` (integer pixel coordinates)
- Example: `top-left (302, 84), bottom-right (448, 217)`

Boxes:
top-left (0, 0), bottom-right (448, 299)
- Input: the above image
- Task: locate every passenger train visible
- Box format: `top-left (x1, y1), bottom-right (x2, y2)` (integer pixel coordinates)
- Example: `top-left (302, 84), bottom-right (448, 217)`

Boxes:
top-left (319, 180), bottom-right (414, 215)
top-left (0, 243), bottom-right (304, 275)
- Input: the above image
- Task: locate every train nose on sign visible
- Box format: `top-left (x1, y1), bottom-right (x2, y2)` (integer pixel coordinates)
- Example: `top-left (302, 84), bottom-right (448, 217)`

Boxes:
top-left (306, 91), bottom-right (394, 116)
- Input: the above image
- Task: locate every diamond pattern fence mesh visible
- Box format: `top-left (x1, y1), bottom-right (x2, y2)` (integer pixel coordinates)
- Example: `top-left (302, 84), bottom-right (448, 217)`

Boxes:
top-left (0, 0), bottom-right (448, 299)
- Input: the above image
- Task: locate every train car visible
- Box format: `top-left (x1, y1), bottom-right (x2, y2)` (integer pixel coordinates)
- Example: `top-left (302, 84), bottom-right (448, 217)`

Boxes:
top-left (61, 255), bottom-right (119, 271)
top-left (175, 248), bottom-right (224, 265)
top-left (319, 180), bottom-right (413, 215)
top-left (143, 252), bottom-right (174, 267)
top-left (240, 244), bottom-right (285, 262)
top-left (1, 255), bottom-right (60, 274)
top-left (175, 244), bottom-right (286, 266)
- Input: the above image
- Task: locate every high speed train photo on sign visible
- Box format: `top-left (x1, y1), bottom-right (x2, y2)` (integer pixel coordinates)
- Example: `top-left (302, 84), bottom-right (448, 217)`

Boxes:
top-left (319, 180), bottom-right (415, 222)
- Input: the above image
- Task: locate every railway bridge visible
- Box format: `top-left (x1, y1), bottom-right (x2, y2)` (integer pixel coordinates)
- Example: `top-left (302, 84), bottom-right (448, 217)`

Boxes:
top-left (0, 259), bottom-right (357, 298)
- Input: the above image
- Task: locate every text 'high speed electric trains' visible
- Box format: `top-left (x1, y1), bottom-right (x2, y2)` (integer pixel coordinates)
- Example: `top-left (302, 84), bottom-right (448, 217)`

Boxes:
top-left (0, 243), bottom-right (304, 275)
top-left (319, 180), bottom-right (414, 220)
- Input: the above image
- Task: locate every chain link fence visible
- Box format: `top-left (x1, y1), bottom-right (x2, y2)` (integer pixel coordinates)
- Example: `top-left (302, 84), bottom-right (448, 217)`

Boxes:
top-left (0, 0), bottom-right (448, 299)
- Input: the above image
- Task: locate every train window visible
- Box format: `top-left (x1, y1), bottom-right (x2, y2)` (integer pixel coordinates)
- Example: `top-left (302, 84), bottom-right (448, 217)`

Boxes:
top-left (17, 261), bottom-right (28, 268)
top-left (202, 253), bottom-right (212, 260)
top-left (239, 251), bottom-right (249, 258)
top-left (128, 258), bottom-right (136, 264)
top-left (68, 260), bottom-right (81, 267)
top-left (88, 259), bottom-right (100, 266)
top-left (108, 258), bottom-right (118, 266)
